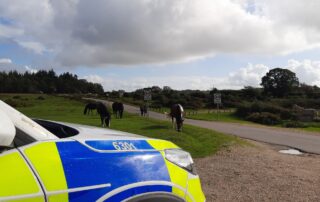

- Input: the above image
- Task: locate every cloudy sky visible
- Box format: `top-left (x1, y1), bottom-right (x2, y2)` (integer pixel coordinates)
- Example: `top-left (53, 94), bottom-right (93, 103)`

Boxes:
top-left (1, 0), bottom-right (320, 91)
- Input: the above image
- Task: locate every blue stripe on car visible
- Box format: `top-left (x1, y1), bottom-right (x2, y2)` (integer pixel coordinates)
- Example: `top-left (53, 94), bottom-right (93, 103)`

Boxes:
top-left (56, 141), bottom-right (171, 202)
top-left (85, 140), bottom-right (154, 151)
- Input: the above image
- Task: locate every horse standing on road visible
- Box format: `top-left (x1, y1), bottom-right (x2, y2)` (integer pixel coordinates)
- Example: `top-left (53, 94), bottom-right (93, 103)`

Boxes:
top-left (140, 104), bottom-right (148, 117)
top-left (96, 102), bottom-right (111, 128)
top-left (112, 102), bottom-right (124, 119)
top-left (169, 104), bottom-right (184, 132)
top-left (84, 103), bottom-right (97, 115)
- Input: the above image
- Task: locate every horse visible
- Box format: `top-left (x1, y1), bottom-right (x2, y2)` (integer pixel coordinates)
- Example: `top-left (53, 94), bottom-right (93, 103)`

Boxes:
top-left (112, 102), bottom-right (124, 119)
top-left (96, 102), bottom-right (111, 128)
top-left (140, 104), bottom-right (148, 117)
top-left (169, 104), bottom-right (184, 132)
top-left (84, 103), bottom-right (97, 115)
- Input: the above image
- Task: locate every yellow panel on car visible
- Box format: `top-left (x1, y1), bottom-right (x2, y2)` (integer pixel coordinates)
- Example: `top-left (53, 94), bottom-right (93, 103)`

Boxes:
top-left (164, 158), bottom-right (189, 199)
top-left (186, 176), bottom-right (206, 202)
top-left (0, 151), bottom-right (41, 199)
top-left (148, 140), bottom-right (188, 199)
top-left (24, 142), bottom-right (68, 202)
top-left (147, 139), bottom-right (179, 150)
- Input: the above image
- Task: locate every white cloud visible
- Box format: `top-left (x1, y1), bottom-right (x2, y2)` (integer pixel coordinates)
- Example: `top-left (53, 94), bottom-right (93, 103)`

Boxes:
top-left (17, 41), bottom-right (46, 54)
top-left (83, 75), bottom-right (105, 83)
top-left (84, 60), bottom-right (320, 91)
top-left (24, 65), bottom-right (38, 73)
top-left (286, 60), bottom-right (320, 87)
top-left (0, 24), bottom-right (23, 38)
top-left (0, 58), bottom-right (12, 64)
top-left (1, 0), bottom-right (320, 67)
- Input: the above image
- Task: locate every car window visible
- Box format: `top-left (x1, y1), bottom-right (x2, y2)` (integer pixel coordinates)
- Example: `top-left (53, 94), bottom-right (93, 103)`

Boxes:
top-left (14, 127), bottom-right (36, 147)
top-left (33, 120), bottom-right (79, 138)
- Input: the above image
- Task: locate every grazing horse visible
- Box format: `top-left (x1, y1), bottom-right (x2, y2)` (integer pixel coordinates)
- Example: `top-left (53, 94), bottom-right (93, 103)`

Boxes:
top-left (170, 104), bottom-right (184, 132)
top-left (84, 103), bottom-right (97, 115)
top-left (112, 102), bottom-right (124, 119)
top-left (140, 104), bottom-right (148, 117)
top-left (96, 102), bottom-right (111, 128)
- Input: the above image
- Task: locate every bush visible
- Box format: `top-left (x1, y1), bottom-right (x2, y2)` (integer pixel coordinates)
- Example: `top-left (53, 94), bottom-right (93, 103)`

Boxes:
top-left (12, 95), bottom-right (21, 99)
top-left (36, 96), bottom-right (45, 100)
top-left (4, 99), bottom-right (32, 108)
top-left (246, 112), bottom-right (281, 125)
top-left (235, 102), bottom-right (252, 117)
top-left (283, 121), bottom-right (307, 128)
top-left (235, 101), bottom-right (294, 120)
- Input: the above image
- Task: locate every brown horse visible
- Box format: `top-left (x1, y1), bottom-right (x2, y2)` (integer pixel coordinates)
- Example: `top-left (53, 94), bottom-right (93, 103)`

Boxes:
top-left (96, 102), bottom-right (111, 128)
top-left (84, 103), bottom-right (97, 115)
top-left (170, 104), bottom-right (184, 132)
top-left (112, 102), bottom-right (124, 119)
top-left (140, 104), bottom-right (148, 117)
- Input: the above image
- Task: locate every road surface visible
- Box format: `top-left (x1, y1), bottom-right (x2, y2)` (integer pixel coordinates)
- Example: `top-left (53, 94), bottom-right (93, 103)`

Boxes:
top-left (88, 99), bottom-right (320, 154)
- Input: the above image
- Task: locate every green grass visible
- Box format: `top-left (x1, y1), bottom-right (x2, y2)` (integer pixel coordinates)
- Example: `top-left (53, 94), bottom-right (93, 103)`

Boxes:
top-left (186, 111), bottom-right (253, 124)
top-left (0, 94), bottom-right (245, 158)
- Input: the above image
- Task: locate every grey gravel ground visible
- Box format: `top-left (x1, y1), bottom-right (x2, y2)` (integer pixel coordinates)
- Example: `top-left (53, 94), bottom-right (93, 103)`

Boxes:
top-left (195, 141), bottom-right (320, 202)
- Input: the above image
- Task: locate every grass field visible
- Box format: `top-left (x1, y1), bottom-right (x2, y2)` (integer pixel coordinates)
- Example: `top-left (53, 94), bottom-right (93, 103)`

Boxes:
top-left (186, 111), bottom-right (253, 124)
top-left (0, 94), bottom-right (245, 158)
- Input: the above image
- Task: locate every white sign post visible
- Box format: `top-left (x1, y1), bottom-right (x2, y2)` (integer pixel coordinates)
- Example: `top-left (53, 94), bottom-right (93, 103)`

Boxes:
top-left (118, 90), bottom-right (124, 98)
top-left (214, 93), bottom-right (222, 120)
top-left (144, 90), bottom-right (152, 101)
top-left (143, 90), bottom-right (152, 117)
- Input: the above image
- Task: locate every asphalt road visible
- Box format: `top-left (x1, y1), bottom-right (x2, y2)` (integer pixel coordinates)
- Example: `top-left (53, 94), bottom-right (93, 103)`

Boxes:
top-left (89, 99), bottom-right (320, 154)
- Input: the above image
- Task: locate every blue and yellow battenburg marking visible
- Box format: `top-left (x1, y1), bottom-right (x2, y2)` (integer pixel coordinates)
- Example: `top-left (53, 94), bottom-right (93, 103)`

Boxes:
top-left (22, 139), bottom-right (205, 202)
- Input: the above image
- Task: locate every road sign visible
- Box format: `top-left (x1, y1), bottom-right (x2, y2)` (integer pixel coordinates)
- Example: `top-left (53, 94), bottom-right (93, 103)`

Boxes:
top-left (214, 93), bottom-right (221, 104)
top-left (144, 90), bottom-right (152, 101)
top-left (118, 90), bottom-right (124, 98)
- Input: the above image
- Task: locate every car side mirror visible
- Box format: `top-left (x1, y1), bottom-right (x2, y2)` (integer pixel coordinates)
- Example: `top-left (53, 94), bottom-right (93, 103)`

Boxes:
top-left (0, 108), bottom-right (16, 147)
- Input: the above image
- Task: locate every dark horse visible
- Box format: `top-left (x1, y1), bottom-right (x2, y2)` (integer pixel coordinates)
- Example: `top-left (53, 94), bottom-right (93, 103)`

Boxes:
top-left (170, 104), bottom-right (184, 132)
top-left (84, 103), bottom-right (97, 115)
top-left (140, 104), bottom-right (148, 117)
top-left (96, 102), bottom-right (111, 127)
top-left (112, 102), bottom-right (124, 119)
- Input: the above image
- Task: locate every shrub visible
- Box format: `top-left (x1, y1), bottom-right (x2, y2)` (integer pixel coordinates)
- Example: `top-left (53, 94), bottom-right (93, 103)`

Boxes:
top-left (283, 121), bottom-right (307, 128)
top-left (4, 99), bottom-right (32, 108)
top-left (12, 95), bottom-right (21, 99)
top-left (36, 96), bottom-right (45, 100)
top-left (246, 112), bottom-right (281, 125)
top-left (235, 102), bottom-right (252, 117)
top-left (235, 101), bottom-right (294, 120)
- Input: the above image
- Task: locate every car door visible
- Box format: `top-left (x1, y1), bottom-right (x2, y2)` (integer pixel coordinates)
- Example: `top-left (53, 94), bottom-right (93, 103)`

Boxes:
top-left (0, 148), bottom-right (45, 202)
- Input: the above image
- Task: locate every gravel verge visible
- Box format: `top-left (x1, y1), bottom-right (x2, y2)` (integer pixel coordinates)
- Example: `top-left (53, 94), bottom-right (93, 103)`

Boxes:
top-left (195, 141), bottom-right (320, 202)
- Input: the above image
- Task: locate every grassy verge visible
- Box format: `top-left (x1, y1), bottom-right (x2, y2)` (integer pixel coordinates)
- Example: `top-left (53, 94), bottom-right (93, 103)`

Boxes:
top-left (186, 111), bottom-right (253, 124)
top-left (0, 94), bottom-right (245, 158)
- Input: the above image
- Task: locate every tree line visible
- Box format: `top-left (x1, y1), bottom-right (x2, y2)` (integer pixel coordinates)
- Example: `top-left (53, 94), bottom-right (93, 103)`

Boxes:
top-left (107, 68), bottom-right (320, 109)
top-left (0, 70), bottom-right (104, 94)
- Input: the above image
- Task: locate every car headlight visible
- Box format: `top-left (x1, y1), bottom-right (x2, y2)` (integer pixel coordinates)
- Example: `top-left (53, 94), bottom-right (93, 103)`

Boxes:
top-left (165, 149), bottom-right (196, 174)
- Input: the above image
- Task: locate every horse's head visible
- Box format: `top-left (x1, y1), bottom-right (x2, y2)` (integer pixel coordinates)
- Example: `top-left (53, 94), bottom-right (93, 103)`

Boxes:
top-left (105, 116), bottom-right (111, 128)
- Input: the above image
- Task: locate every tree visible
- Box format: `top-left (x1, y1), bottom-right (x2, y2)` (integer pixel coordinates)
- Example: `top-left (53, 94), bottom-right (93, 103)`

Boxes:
top-left (241, 86), bottom-right (262, 99)
top-left (261, 68), bottom-right (299, 97)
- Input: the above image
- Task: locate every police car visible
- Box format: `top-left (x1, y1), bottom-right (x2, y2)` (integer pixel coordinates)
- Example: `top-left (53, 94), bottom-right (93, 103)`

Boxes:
top-left (0, 101), bottom-right (205, 202)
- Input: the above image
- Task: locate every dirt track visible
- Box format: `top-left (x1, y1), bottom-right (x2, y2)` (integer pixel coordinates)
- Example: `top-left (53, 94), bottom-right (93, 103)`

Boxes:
top-left (195, 141), bottom-right (320, 202)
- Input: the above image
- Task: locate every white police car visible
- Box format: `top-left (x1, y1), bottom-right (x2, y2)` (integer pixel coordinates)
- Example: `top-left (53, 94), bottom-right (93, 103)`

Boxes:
top-left (0, 101), bottom-right (205, 202)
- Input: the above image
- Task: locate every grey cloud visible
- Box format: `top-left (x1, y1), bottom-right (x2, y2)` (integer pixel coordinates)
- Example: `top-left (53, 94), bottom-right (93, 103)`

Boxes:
top-left (2, 0), bottom-right (320, 67)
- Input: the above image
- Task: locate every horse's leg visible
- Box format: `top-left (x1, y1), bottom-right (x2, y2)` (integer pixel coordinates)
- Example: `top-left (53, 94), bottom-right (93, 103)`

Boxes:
top-left (172, 117), bottom-right (175, 129)
top-left (101, 117), bottom-right (105, 127)
top-left (107, 117), bottom-right (111, 128)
